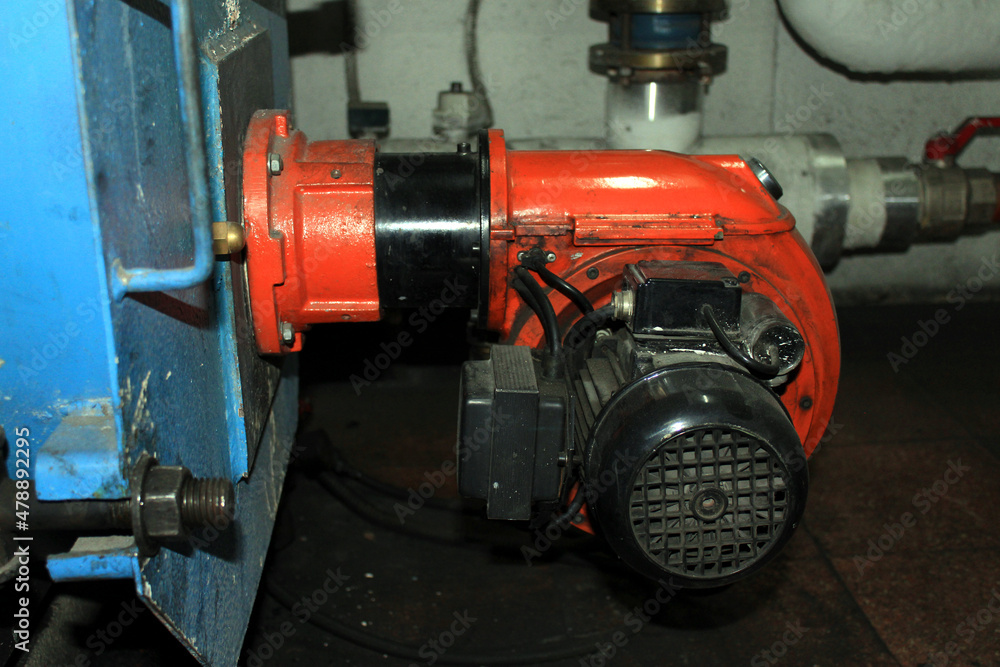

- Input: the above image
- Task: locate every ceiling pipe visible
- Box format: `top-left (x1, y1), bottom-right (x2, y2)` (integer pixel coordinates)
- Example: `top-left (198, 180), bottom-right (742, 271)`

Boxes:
top-left (776, 0), bottom-right (1000, 74)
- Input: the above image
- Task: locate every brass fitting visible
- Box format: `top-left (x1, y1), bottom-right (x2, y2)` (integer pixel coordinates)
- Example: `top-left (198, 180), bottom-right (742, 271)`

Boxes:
top-left (212, 221), bottom-right (246, 255)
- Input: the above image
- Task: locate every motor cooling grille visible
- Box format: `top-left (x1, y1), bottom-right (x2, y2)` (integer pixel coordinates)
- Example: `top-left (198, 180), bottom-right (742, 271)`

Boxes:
top-left (629, 428), bottom-right (790, 580)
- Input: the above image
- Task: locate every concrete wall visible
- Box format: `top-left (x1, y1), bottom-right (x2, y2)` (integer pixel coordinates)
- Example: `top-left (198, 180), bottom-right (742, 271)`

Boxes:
top-left (287, 0), bottom-right (1000, 303)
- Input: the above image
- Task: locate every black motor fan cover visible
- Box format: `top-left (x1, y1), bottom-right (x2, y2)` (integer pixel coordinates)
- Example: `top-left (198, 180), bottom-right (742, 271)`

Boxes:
top-left (583, 363), bottom-right (808, 588)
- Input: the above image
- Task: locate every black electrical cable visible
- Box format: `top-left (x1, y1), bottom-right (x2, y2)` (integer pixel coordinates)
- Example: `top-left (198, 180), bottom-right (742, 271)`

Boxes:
top-left (317, 470), bottom-right (553, 550)
top-left (513, 266), bottom-right (561, 356)
top-left (264, 577), bottom-right (603, 665)
top-left (521, 259), bottom-right (594, 315)
top-left (326, 446), bottom-right (468, 513)
top-left (464, 0), bottom-right (494, 128)
top-left (511, 276), bottom-right (545, 329)
top-left (564, 304), bottom-right (614, 350)
top-left (317, 471), bottom-right (468, 545)
top-left (701, 304), bottom-right (779, 378)
top-left (549, 482), bottom-right (588, 530)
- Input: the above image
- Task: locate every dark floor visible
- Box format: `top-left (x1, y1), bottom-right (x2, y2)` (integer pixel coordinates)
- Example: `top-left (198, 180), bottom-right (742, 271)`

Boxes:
top-left (15, 303), bottom-right (1000, 667)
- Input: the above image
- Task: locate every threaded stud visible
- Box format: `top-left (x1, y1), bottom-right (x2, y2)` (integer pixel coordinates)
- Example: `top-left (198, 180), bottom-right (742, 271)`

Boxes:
top-left (179, 477), bottom-right (234, 527)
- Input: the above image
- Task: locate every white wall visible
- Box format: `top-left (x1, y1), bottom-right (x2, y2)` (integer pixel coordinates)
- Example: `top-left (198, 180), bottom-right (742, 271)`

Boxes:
top-left (287, 0), bottom-right (1000, 302)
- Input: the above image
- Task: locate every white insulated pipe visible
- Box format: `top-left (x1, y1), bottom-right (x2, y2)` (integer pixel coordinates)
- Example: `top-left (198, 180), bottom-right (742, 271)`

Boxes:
top-left (777, 0), bottom-right (1000, 74)
top-left (605, 80), bottom-right (704, 153)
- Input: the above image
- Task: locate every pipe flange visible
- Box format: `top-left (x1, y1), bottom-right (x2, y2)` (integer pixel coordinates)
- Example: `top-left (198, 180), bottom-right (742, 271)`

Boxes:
top-left (590, 0), bottom-right (728, 20)
top-left (589, 42), bottom-right (728, 79)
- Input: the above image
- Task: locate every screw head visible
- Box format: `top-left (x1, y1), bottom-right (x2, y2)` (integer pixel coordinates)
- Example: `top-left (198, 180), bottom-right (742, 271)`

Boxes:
top-left (545, 252), bottom-right (556, 263)
top-left (586, 267), bottom-right (599, 280)
top-left (331, 169), bottom-right (342, 179)
top-left (280, 322), bottom-right (295, 345)
top-left (738, 271), bottom-right (752, 284)
top-left (268, 152), bottom-right (284, 176)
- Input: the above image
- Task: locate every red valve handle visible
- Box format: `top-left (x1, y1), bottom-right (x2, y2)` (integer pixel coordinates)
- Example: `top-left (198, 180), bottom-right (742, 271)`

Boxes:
top-left (925, 116), bottom-right (1000, 163)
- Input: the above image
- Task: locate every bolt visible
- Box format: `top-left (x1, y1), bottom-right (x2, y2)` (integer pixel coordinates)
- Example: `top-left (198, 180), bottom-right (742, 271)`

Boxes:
top-left (268, 152), bottom-right (283, 176)
top-left (450, 81), bottom-right (463, 92)
top-left (179, 477), bottom-right (235, 527)
top-left (129, 456), bottom-right (236, 556)
top-left (457, 142), bottom-right (471, 153)
top-left (280, 322), bottom-right (295, 345)
top-left (517, 251), bottom-right (526, 262)
top-left (545, 252), bottom-right (556, 263)
top-left (799, 397), bottom-right (813, 410)
top-left (738, 271), bottom-right (751, 284)
top-left (331, 169), bottom-right (342, 179)
top-left (586, 267), bottom-right (599, 280)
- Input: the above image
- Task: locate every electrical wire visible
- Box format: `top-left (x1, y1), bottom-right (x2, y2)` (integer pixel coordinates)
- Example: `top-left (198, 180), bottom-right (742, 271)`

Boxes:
top-left (701, 304), bottom-right (779, 378)
top-left (317, 471), bottom-right (468, 545)
top-left (549, 482), bottom-right (588, 530)
top-left (344, 50), bottom-right (361, 104)
top-left (273, 474), bottom-right (609, 661)
top-left (521, 259), bottom-right (594, 315)
top-left (464, 0), bottom-right (494, 127)
top-left (513, 266), bottom-right (561, 356)
top-left (264, 576), bottom-right (603, 665)
top-left (316, 470), bottom-right (562, 550)
top-left (326, 445), bottom-right (467, 513)
top-left (344, 0), bottom-right (362, 103)
top-left (564, 304), bottom-right (614, 350)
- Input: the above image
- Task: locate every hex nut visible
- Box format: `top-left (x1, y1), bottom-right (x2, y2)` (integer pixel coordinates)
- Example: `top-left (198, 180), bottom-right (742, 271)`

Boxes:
top-left (142, 466), bottom-right (192, 540)
top-left (280, 322), bottom-right (295, 345)
top-left (268, 152), bottom-right (283, 176)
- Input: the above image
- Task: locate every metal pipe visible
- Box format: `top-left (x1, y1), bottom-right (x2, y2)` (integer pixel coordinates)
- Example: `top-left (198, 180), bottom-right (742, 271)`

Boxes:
top-left (694, 135), bottom-right (1000, 267)
top-left (606, 79), bottom-right (704, 152)
top-left (777, 0), bottom-right (1000, 75)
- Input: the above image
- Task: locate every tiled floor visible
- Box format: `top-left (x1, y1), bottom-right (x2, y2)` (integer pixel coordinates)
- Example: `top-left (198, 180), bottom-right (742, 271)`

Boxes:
top-left (22, 303), bottom-right (1000, 666)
